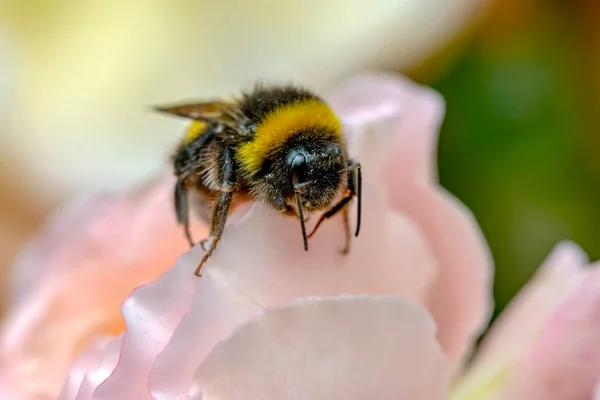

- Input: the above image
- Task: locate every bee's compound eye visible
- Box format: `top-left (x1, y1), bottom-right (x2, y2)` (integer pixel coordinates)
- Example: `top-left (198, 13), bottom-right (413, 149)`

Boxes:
top-left (289, 153), bottom-right (307, 186)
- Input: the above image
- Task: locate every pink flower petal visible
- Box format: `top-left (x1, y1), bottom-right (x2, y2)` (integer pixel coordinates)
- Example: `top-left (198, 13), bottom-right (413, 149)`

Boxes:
top-left (453, 242), bottom-right (592, 398)
top-left (57, 335), bottom-right (114, 400)
top-left (0, 174), bottom-right (206, 399)
top-left (505, 262), bottom-right (600, 399)
top-left (98, 178), bottom-right (436, 399)
top-left (73, 335), bottom-right (123, 400)
top-left (57, 334), bottom-right (122, 400)
top-left (192, 295), bottom-right (449, 399)
top-left (149, 185), bottom-right (435, 398)
top-left (328, 72), bottom-right (494, 365)
top-left (8, 192), bottom-right (117, 307)
top-left (469, 241), bottom-right (589, 371)
top-left (0, 384), bottom-right (19, 400)
top-left (93, 250), bottom-right (203, 400)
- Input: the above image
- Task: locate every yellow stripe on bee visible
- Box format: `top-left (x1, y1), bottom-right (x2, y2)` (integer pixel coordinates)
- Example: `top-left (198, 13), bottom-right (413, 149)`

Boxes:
top-left (185, 120), bottom-right (208, 144)
top-left (238, 99), bottom-right (341, 175)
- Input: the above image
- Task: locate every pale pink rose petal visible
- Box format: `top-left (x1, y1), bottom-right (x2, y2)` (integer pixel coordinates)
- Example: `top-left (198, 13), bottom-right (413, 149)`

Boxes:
top-left (96, 75), bottom-right (440, 398)
top-left (93, 250), bottom-right (203, 400)
top-left (96, 195), bottom-right (433, 399)
top-left (393, 186), bottom-right (492, 366)
top-left (469, 241), bottom-right (590, 371)
top-left (595, 381), bottom-right (600, 400)
top-left (0, 174), bottom-right (206, 399)
top-left (452, 242), bottom-right (591, 398)
top-left (503, 262), bottom-right (600, 399)
top-left (102, 173), bottom-right (436, 399)
top-left (9, 175), bottom-right (187, 303)
top-left (0, 384), bottom-right (20, 400)
top-left (149, 169), bottom-right (435, 397)
top-left (328, 72), bottom-right (494, 365)
top-left (9, 173), bottom-right (204, 305)
top-left (192, 295), bottom-right (449, 400)
top-left (73, 335), bottom-right (122, 400)
top-left (8, 193), bottom-right (117, 307)
top-left (57, 334), bottom-right (122, 400)
top-left (57, 335), bottom-right (114, 400)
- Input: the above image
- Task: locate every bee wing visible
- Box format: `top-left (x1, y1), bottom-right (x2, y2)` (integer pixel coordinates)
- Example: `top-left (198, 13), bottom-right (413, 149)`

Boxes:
top-left (154, 100), bottom-right (241, 122)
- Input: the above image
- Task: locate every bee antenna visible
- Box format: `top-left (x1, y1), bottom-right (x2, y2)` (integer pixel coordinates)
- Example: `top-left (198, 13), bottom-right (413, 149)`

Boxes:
top-left (294, 190), bottom-right (309, 251)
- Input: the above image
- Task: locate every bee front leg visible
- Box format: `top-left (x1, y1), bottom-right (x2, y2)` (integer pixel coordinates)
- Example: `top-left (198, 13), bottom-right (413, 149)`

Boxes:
top-left (307, 194), bottom-right (353, 253)
top-left (196, 190), bottom-right (233, 276)
top-left (307, 160), bottom-right (361, 254)
top-left (194, 146), bottom-right (236, 277)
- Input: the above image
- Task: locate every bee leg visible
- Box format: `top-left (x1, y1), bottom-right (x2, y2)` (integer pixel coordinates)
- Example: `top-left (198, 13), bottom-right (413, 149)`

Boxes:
top-left (306, 194), bottom-right (353, 241)
top-left (307, 163), bottom-right (360, 253)
top-left (340, 203), bottom-right (351, 254)
top-left (282, 204), bottom-right (311, 222)
top-left (343, 161), bottom-right (361, 237)
top-left (195, 190), bottom-right (233, 276)
top-left (175, 178), bottom-right (194, 247)
top-left (194, 146), bottom-right (236, 277)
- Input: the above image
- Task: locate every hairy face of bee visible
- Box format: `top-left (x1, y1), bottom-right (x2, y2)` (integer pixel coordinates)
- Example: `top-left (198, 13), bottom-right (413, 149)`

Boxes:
top-left (287, 145), bottom-right (345, 210)
top-left (252, 131), bottom-right (347, 213)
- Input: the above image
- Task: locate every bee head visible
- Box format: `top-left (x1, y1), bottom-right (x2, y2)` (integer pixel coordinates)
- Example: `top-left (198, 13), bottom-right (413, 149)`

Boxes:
top-left (251, 130), bottom-right (347, 211)
top-left (246, 123), bottom-right (356, 251)
top-left (286, 143), bottom-right (345, 212)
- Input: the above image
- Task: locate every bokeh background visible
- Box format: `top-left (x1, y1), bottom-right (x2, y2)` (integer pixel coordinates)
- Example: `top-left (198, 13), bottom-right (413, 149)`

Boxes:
top-left (1, 0), bottom-right (598, 320)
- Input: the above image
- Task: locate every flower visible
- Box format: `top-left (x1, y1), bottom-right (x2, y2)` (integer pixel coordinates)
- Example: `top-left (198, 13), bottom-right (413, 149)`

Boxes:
top-left (0, 72), bottom-right (494, 399)
top-left (0, 177), bottom-right (206, 398)
top-left (10, 70), bottom-right (600, 400)
top-left (453, 241), bottom-right (600, 400)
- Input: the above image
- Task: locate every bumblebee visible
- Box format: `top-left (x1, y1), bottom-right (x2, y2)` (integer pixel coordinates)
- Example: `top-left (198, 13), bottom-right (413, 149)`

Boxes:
top-left (156, 84), bottom-right (362, 276)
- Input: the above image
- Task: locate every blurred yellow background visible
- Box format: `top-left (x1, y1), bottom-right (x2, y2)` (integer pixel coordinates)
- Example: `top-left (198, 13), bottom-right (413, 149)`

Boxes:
top-left (1, 0), bottom-right (598, 319)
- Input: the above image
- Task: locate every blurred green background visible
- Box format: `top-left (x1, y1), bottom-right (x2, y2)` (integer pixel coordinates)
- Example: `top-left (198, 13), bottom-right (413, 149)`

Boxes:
top-left (426, 0), bottom-right (600, 313)
top-left (0, 0), bottom-right (598, 317)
